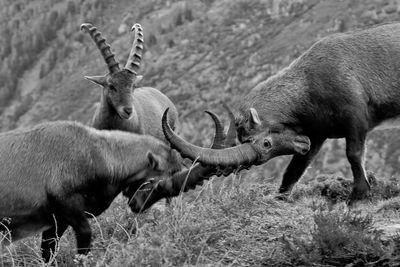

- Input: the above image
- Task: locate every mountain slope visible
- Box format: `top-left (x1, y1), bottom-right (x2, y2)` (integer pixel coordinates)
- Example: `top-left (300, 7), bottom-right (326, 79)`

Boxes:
top-left (1, 0), bottom-right (400, 179)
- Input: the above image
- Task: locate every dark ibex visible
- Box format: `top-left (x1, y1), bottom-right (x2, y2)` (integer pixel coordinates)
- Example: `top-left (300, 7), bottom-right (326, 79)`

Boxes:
top-left (81, 23), bottom-right (179, 141)
top-left (159, 23), bottom-right (400, 204)
top-left (0, 121), bottom-right (181, 262)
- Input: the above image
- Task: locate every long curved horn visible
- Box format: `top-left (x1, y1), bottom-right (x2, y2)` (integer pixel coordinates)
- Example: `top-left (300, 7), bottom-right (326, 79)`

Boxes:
top-left (163, 108), bottom-right (259, 167)
top-left (81, 23), bottom-right (120, 73)
top-left (124, 23), bottom-right (144, 74)
top-left (223, 103), bottom-right (237, 147)
top-left (205, 111), bottom-right (226, 149)
top-left (129, 111), bottom-right (229, 212)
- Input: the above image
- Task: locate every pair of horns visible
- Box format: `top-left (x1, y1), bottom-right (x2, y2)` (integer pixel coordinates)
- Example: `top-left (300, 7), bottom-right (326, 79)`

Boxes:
top-left (129, 108), bottom-right (237, 212)
top-left (162, 107), bottom-right (259, 168)
top-left (80, 23), bottom-right (143, 74)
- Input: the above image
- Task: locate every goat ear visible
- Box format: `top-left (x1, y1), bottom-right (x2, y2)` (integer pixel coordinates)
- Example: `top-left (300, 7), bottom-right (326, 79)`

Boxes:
top-left (134, 75), bottom-right (143, 85)
top-left (84, 75), bottom-right (107, 87)
top-left (147, 151), bottom-right (160, 171)
top-left (249, 108), bottom-right (262, 126)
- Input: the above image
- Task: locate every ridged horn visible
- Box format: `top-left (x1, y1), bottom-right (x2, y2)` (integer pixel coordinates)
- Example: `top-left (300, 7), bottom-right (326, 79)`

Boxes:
top-left (124, 23), bottom-right (144, 74)
top-left (81, 23), bottom-right (120, 73)
top-left (128, 111), bottom-right (230, 213)
top-left (162, 108), bottom-right (259, 167)
top-left (223, 103), bottom-right (237, 147)
top-left (129, 164), bottom-right (219, 212)
top-left (205, 111), bottom-right (226, 149)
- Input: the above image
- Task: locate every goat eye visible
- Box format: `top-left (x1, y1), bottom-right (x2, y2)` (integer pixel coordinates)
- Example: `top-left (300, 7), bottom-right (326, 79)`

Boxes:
top-left (109, 85), bottom-right (117, 91)
top-left (263, 139), bottom-right (271, 148)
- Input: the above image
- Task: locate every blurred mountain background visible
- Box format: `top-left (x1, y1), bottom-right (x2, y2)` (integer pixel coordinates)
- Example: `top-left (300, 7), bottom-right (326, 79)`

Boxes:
top-left (2, 0), bottom-right (400, 181)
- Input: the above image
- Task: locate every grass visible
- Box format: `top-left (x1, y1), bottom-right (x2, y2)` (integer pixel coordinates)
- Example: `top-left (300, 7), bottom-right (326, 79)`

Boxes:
top-left (2, 0), bottom-right (400, 265)
top-left (2, 172), bottom-right (400, 266)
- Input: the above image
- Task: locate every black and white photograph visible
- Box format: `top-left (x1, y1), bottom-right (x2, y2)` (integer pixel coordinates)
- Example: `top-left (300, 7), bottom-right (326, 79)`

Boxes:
top-left (1, 0), bottom-right (400, 266)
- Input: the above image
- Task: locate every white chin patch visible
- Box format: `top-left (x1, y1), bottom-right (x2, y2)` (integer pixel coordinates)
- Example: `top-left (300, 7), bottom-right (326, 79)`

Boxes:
top-left (117, 108), bottom-right (132, 120)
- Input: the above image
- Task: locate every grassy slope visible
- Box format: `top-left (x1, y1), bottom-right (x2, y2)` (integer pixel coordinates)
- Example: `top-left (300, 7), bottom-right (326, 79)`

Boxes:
top-left (2, 0), bottom-right (400, 266)
top-left (3, 175), bottom-right (400, 266)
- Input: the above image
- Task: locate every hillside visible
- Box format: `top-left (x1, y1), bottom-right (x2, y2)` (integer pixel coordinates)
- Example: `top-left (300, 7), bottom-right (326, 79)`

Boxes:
top-left (2, 0), bottom-right (400, 178)
top-left (2, 0), bottom-right (400, 266)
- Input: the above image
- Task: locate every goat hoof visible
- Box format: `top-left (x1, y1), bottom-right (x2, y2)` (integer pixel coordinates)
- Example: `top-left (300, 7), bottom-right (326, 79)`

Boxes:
top-left (346, 186), bottom-right (370, 206)
top-left (274, 192), bottom-right (290, 202)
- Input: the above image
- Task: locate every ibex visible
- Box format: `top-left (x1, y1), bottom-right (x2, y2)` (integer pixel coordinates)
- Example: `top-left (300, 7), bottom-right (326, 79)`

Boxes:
top-left (158, 23), bottom-right (400, 204)
top-left (81, 23), bottom-right (179, 140)
top-left (0, 121), bottom-right (181, 262)
top-left (81, 23), bottom-right (180, 205)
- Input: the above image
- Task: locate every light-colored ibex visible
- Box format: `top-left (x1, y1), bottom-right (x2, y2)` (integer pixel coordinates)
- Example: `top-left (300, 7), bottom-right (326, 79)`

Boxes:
top-left (0, 121), bottom-right (181, 262)
top-left (159, 23), bottom-right (400, 204)
top-left (81, 23), bottom-right (179, 140)
top-left (81, 23), bottom-right (180, 204)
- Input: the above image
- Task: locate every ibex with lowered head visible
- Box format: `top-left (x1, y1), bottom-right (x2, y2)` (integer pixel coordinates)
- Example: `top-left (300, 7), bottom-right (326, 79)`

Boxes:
top-left (81, 23), bottom-right (179, 140)
top-left (159, 23), bottom-right (400, 204)
top-left (0, 121), bottom-right (181, 262)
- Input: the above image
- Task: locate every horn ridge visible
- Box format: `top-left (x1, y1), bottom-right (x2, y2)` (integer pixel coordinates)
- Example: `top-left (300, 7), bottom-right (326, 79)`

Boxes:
top-left (81, 23), bottom-right (120, 73)
top-left (125, 23), bottom-right (144, 74)
top-left (104, 53), bottom-right (115, 60)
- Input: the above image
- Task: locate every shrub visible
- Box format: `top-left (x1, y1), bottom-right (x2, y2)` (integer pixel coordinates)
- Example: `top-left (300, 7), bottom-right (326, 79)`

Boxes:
top-left (376, 197), bottom-right (400, 213)
top-left (291, 175), bottom-right (352, 203)
top-left (370, 175), bottom-right (400, 201)
top-left (292, 172), bottom-right (400, 203)
top-left (280, 204), bottom-right (400, 266)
